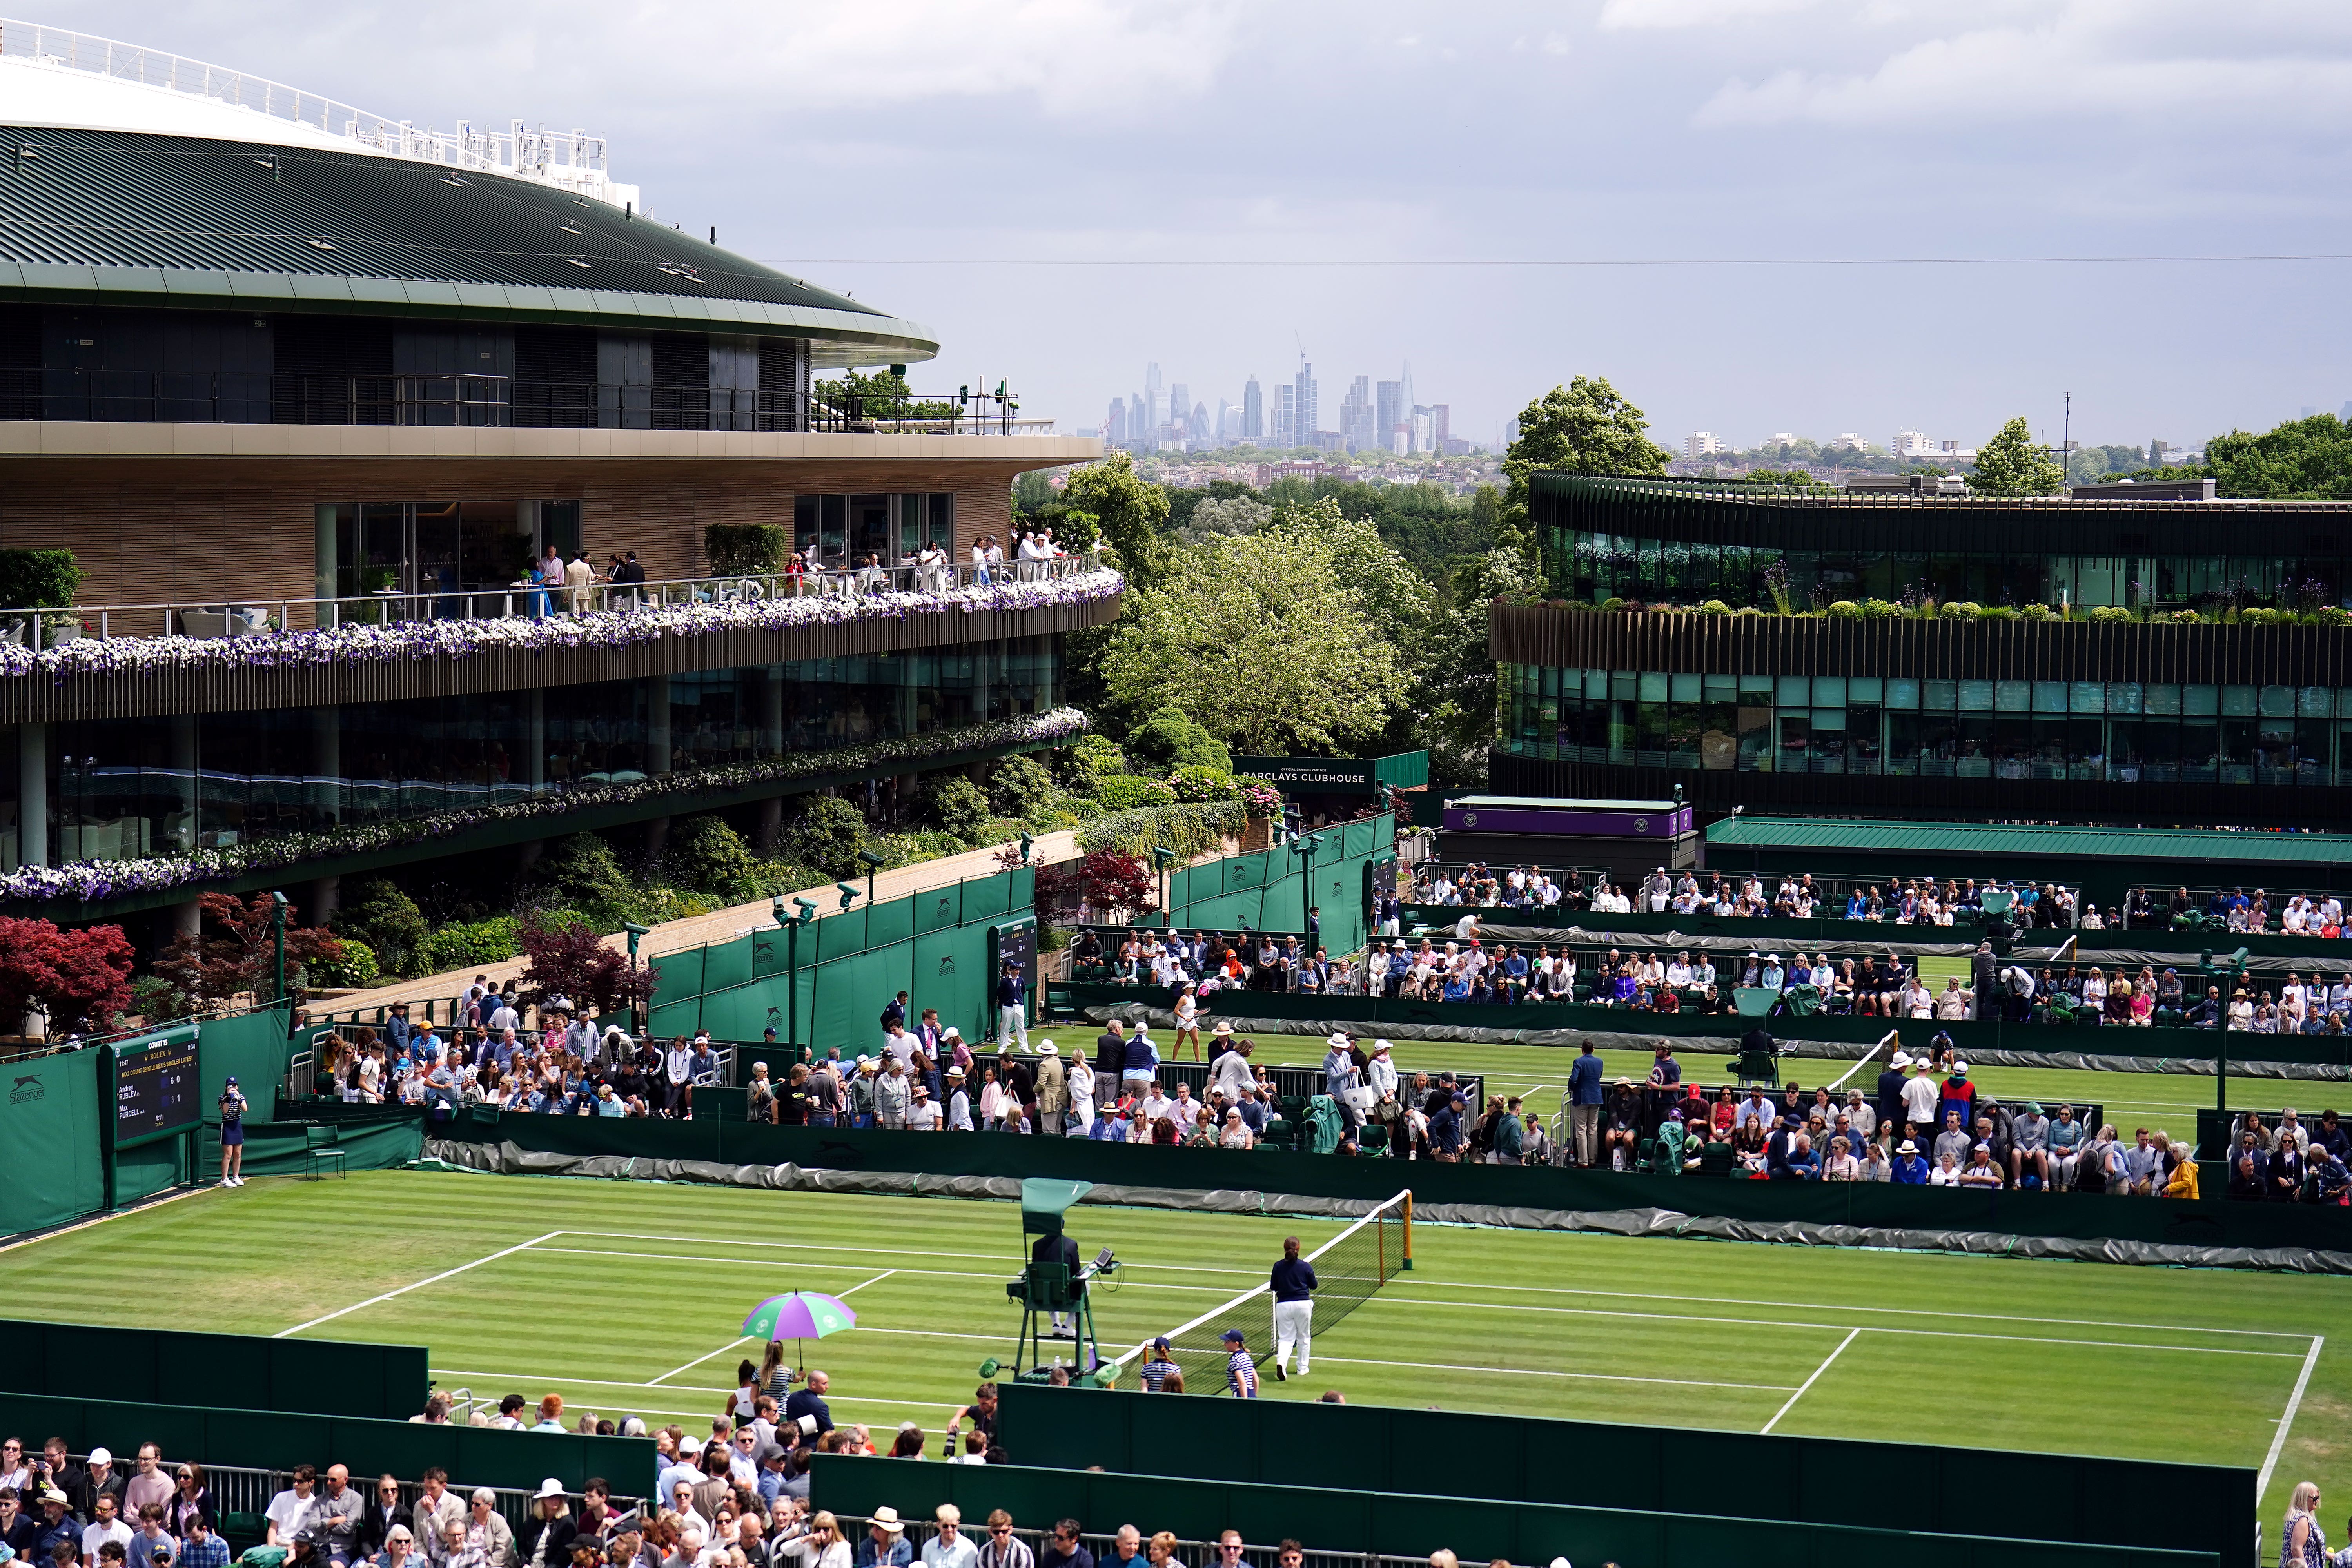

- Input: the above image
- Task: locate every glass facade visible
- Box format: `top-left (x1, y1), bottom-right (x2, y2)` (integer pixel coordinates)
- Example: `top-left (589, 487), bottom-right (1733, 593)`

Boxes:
top-left (1550, 532), bottom-right (2349, 611)
top-left (793, 494), bottom-right (956, 569)
top-left (1502, 664), bottom-right (2351, 788)
top-left (6, 635), bottom-right (1060, 870)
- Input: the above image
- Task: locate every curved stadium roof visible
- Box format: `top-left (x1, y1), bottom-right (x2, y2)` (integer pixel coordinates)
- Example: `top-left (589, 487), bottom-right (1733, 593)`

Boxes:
top-left (0, 60), bottom-right (937, 367)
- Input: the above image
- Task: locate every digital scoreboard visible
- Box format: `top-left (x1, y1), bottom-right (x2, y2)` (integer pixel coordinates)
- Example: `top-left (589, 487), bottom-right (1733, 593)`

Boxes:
top-left (115, 1036), bottom-right (200, 1147)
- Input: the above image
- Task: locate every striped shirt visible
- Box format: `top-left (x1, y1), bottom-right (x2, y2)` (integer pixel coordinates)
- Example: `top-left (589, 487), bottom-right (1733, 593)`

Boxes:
top-left (1138, 1357), bottom-right (1180, 1392)
top-left (1226, 1348), bottom-right (1259, 1399)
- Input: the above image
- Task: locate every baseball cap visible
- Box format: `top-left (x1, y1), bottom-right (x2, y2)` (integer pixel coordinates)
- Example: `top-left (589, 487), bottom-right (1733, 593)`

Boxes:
top-left (222, 1078), bottom-right (237, 1088)
top-left (87, 1448), bottom-right (112, 1466)
top-left (1952, 1061), bottom-right (1969, 1075)
top-left (1220, 1329), bottom-right (1244, 1343)
top-left (1152, 1336), bottom-right (1171, 1351)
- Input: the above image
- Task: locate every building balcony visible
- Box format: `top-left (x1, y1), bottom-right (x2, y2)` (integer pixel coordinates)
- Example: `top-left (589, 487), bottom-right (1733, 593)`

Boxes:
top-left (0, 558), bottom-right (1123, 722)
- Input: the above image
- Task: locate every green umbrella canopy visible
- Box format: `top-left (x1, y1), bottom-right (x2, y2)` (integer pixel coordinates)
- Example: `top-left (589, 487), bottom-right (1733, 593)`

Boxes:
top-left (742, 1291), bottom-right (858, 1341)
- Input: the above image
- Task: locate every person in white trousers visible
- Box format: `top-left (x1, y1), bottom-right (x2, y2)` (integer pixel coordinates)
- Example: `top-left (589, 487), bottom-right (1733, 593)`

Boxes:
top-left (1268, 1235), bottom-right (1318, 1381)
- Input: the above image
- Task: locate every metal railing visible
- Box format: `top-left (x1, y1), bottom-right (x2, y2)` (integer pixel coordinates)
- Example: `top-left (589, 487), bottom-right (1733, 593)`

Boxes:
top-left (0, 19), bottom-right (620, 200)
top-left (0, 371), bottom-right (1060, 436)
top-left (2118, 883), bottom-right (2352, 933)
top-left (838, 1512), bottom-right (1464, 1568)
top-left (3, 555), bottom-right (1101, 647)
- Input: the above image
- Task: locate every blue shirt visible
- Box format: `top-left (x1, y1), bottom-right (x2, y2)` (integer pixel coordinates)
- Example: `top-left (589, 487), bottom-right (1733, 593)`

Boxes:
top-left (1567, 1052), bottom-right (1605, 1106)
top-left (1270, 1257), bottom-right (1317, 1301)
top-left (1225, 1348), bottom-right (1259, 1398)
top-left (1891, 1155), bottom-right (1930, 1184)
top-left (998, 974), bottom-right (1026, 1007)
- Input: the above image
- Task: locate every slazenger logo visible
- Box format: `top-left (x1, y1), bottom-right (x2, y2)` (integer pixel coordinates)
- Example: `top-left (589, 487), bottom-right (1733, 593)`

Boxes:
top-left (9, 1073), bottom-right (44, 1103)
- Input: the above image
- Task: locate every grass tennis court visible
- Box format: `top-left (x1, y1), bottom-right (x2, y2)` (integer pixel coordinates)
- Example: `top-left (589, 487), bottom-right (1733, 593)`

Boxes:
top-left (2, 1165), bottom-right (2345, 1524)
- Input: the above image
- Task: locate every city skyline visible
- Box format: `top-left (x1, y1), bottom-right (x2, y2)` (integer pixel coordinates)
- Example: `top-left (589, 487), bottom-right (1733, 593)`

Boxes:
top-left (1103, 356), bottom-right (1466, 455)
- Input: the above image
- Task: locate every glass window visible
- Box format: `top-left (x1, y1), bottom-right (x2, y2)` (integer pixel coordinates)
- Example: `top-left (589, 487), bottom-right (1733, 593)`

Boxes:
top-left (2222, 684), bottom-right (2256, 717)
top-left (1885, 678), bottom-right (1919, 710)
top-left (1739, 674), bottom-right (1775, 702)
top-left (1704, 673), bottom-right (1737, 702)
top-left (1584, 669), bottom-right (1609, 702)
top-left (2145, 683), bottom-right (2182, 716)
top-left (2069, 682), bottom-right (2105, 714)
top-left (2299, 686), bottom-right (2333, 718)
top-left (2032, 681), bottom-right (2067, 714)
top-left (2183, 684), bottom-right (2218, 717)
top-left (1923, 680), bottom-right (1957, 711)
top-left (2259, 684), bottom-right (2294, 717)
top-left (1637, 671), bottom-right (1669, 703)
top-left (1847, 676), bottom-right (1883, 704)
top-left (1776, 675), bottom-right (1810, 706)
top-left (1996, 681), bottom-right (2031, 713)
top-left (2106, 682), bottom-right (2142, 715)
top-left (1812, 676), bottom-right (1846, 707)
top-left (1611, 670), bottom-right (1637, 701)
top-left (1670, 671), bottom-right (1701, 702)
top-left (1957, 680), bottom-right (1993, 711)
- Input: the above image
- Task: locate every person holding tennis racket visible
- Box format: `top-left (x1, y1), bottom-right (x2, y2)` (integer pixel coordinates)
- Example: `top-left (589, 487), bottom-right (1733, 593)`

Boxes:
top-left (1268, 1236), bottom-right (1318, 1381)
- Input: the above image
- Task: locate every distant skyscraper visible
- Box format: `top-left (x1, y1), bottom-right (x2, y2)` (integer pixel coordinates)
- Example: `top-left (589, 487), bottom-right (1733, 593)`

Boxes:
top-left (1243, 376), bottom-right (1263, 439)
top-left (1399, 361), bottom-right (1416, 426)
top-left (1432, 404), bottom-right (1450, 452)
top-left (1105, 398), bottom-right (1127, 446)
top-left (1131, 392), bottom-right (1150, 451)
top-left (1376, 380), bottom-right (1403, 448)
top-left (1275, 383), bottom-right (1296, 448)
top-left (1411, 406), bottom-right (1434, 455)
top-left (1169, 383), bottom-right (1188, 437)
top-left (1292, 361), bottom-right (1318, 449)
top-left (1340, 375), bottom-right (1373, 451)
top-left (1145, 362), bottom-right (1165, 431)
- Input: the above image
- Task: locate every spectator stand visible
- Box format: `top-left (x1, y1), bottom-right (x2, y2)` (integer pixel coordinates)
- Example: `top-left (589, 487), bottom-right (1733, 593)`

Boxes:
top-left (2120, 882), bottom-right (2352, 934)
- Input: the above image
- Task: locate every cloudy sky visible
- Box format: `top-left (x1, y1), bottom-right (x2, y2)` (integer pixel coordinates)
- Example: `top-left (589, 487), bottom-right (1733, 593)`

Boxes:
top-left (47, 0), bottom-right (2352, 450)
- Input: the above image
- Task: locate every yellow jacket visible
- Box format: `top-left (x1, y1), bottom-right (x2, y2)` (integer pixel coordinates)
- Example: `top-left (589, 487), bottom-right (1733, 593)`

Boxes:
top-left (2163, 1158), bottom-right (2199, 1200)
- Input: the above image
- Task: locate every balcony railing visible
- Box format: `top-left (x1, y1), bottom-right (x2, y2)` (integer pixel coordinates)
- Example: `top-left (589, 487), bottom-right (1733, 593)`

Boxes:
top-left (0, 370), bottom-right (1058, 434)
top-left (3, 554), bottom-right (1098, 647)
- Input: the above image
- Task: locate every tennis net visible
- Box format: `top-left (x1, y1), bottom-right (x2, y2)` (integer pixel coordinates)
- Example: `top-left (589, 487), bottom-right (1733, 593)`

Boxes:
top-left (1117, 1189), bottom-right (1411, 1394)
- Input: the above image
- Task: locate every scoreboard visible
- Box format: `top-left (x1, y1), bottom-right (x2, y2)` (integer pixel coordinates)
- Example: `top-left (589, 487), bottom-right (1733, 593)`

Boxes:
top-left (115, 1036), bottom-right (201, 1147)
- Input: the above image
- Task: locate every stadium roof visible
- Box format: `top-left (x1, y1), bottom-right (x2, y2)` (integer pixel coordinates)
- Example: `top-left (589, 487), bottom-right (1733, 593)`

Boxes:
top-left (1704, 816), bottom-right (2352, 868)
top-left (0, 96), bottom-right (936, 363)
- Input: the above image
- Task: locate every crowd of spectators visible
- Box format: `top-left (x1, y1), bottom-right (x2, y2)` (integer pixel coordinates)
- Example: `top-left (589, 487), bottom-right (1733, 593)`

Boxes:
top-left (2221, 1108), bottom-right (2352, 1204)
top-left (1407, 864), bottom-right (2096, 928)
top-left (1066, 927), bottom-right (1360, 1000)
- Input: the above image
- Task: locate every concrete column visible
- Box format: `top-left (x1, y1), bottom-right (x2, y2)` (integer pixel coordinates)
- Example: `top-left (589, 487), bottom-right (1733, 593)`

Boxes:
top-left (306, 875), bottom-right (341, 925)
top-left (169, 713), bottom-right (197, 852)
top-left (644, 817), bottom-right (670, 859)
top-left (762, 664), bottom-right (785, 758)
top-left (16, 722), bottom-right (45, 869)
top-left (648, 676), bottom-right (671, 775)
top-left (525, 690), bottom-right (546, 793)
top-left (757, 794), bottom-right (784, 852)
top-left (314, 503), bottom-right (338, 626)
top-left (312, 706), bottom-right (341, 826)
top-left (172, 899), bottom-right (203, 940)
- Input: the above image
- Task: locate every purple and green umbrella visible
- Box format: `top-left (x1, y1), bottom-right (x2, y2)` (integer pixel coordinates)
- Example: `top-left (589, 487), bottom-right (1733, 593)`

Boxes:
top-left (742, 1291), bottom-right (858, 1372)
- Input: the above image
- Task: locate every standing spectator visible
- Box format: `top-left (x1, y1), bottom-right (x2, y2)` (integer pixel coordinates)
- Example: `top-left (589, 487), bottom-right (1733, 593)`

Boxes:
top-left (2281, 1482), bottom-right (2326, 1568)
top-left (1268, 1236), bottom-right (1318, 1382)
top-left (218, 1078), bottom-right (249, 1187)
top-left (1566, 1041), bottom-right (1604, 1167)
top-left (786, 1372), bottom-right (834, 1436)
top-left (918, 1509), bottom-right (975, 1568)
top-left (976, 1514), bottom-right (1031, 1568)
top-left (1034, 1045), bottom-right (1068, 1136)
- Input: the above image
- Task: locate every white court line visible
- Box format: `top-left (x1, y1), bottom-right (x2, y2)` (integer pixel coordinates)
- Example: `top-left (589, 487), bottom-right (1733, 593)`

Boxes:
top-left (276, 1230), bottom-right (565, 1338)
top-left (556, 1229), bottom-right (1290, 1279)
top-left (1761, 1328), bottom-right (1860, 1434)
top-left (1364, 1293), bottom-right (2303, 1357)
top-left (1310, 1353), bottom-right (1795, 1394)
top-left (523, 1245), bottom-right (1235, 1295)
top-left (2257, 1336), bottom-right (2326, 1498)
top-left (648, 1269), bottom-right (900, 1385)
top-left (1405, 1278), bottom-right (2314, 1340)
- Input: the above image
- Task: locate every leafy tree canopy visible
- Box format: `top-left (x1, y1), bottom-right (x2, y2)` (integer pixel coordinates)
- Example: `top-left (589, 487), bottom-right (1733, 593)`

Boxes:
top-left (1969, 416), bottom-right (2066, 496)
top-left (1501, 377), bottom-right (1673, 507)
top-left (2203, 414), bottom-right (2352, 499)
top-left (1103, 526), bottom-right (1402, 755)
top-left (1127, 706), bottom-right (1233, 772)
top-left (1061, 452), bottom-right (1174, 588)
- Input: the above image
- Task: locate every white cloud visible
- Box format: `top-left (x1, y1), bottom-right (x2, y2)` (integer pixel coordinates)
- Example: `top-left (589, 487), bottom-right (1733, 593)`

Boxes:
top-left (1539, 31), bottom-right (1572, 55)
top-left (1694, 7), bottom-right (2352, 130)
top-left (1598, 0), bottom-right (1825, 30)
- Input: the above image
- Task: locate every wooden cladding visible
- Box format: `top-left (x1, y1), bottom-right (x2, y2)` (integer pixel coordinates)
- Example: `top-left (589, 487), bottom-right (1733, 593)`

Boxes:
top-left (1490, 607), bottom-right (2352, 689)
top-left (0, 593), bottom-right (1120, 724)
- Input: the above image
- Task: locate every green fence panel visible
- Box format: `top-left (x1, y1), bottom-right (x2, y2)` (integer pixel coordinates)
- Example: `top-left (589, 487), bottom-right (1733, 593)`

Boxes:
top-left (0, 1320), bottom-right (426, 1420)
top-left (997, 1367), bottom-right (2255, 1566)
top-left (702, 935), bottom-right (755, 995)
top-left (751, 925), bottom-right (789, 978)
top-left (913, 928), bottom-right (984, 1043)
top-left (652, 944), bottom-right (705, 1006)
top-left (809, 956), bottom-right (861, 1053)
top-left (2, 1045), bottom-right (102, 1232)
top-left (914, 883), bottom-right (963, 935)
top-left (868, 941), bottom-right (916, 1028)
top-left (804, 1457), bottom-right (2210, 1568)
top-left (646, 999), bottom-right (701, 1038)
top-left (964, 873), bottom-right (1011, 923)
top-left (868, 894), bottom-right (915, 952)
top-left (1165, 865), bottom-right (1196, 913)
top-left (111, 1139), bottom-right (186, 1206)
top-left (198, 1005), bottom-right (293, 1127)
top-left (1010, 865), bottom-right (1035, 909)
top-left (817, 907), bottom-right (870, 962)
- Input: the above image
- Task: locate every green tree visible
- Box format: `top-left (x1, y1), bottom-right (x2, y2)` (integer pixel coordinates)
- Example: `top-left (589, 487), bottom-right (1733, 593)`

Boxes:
top-left (1060, 451), bottom-right (1174, 588)
top-left (662, 815), bottom-right (760, 902)
top-left (1103, 530), bottom-right (1401, 754)
top-left (1501, 377), bottom-right (1674, 508)
top-left (2203, 415), bottom-right (2352, 499)
top-left (922, 775), bottom-right (993, 843)
top-left (812, 368), bottom-right (961, 423)
top-left (1969, 417), bottom-right (2066, 496)
top-left (330, 877), bottom-right (430, 977)
top-left (777, 796), bottom-right (869, 878)
top-left (985, 754), bottom-right (1056, 819)
top-left (522, 833), bottom-right (641, 930)
top-left (1127, 707), bottom-right (1234, 772)
top-left (1270, 495), bottom-right (1432, 642)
